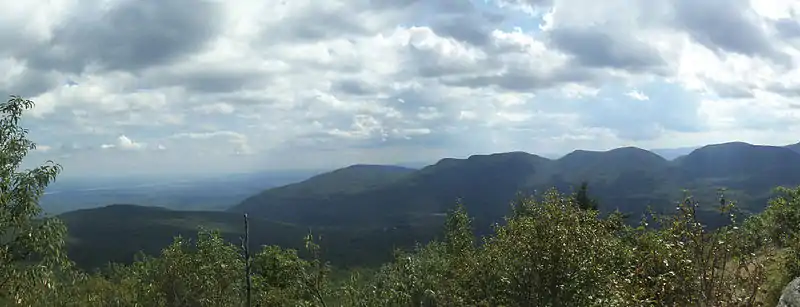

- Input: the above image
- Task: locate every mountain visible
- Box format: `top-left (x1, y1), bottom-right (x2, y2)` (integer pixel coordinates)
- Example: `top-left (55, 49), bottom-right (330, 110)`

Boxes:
top-left (229, 164), bottom-right (417, 226)
top-left (230, 142), bottom-right (800, 230)
top-left (677, 142), bottom-right (800, 180)
top-left (674, 142), bottom-right (800, 211)
top-left (786, 142), bottom-right (800, 154)
top-left (257, 164), bottom-right (416, 198)
top-left (60, 204), bottom-right (440, 270)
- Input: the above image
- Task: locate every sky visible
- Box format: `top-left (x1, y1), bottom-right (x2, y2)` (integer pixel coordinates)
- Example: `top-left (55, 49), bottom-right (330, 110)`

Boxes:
top-left (2, 0), bottom-right (800, 178)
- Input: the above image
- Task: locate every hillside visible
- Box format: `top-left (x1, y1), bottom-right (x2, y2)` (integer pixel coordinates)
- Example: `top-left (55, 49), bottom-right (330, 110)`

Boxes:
top-left (256, 164), bottom-right (416, 198)
top-left (675, 142), bottom-right (800, 209)
top-left (786, 141), bottom-right (800, 153)
top-left (230, 142), bottom-right (800, 229)
top-left (229, 164), bottom-right (418, 226)
top-left (59, 204), bottom-right (440, 270)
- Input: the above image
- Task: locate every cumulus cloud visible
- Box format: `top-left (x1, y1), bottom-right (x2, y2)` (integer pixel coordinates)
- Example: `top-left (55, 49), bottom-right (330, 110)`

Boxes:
top-left (101, 135), bottom-right (145, 151)
top-left (5, 0), bottom-right (800, 177)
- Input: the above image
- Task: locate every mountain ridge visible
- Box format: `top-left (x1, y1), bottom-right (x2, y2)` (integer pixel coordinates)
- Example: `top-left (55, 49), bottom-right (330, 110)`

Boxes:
top-left (230, 141), bottom-right (800, 229)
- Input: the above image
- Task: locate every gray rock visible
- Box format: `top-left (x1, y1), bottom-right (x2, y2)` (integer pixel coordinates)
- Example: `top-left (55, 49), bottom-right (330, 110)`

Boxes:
top-left (778, 277), bottom-right (800, 307)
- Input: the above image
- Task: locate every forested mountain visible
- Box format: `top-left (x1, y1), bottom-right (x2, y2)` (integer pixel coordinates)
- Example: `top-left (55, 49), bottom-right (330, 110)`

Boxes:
top-left (230, 142), bottom-right (800, 229)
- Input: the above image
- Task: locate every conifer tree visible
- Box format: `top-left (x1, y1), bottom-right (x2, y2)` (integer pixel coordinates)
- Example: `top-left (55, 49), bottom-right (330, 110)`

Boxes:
top-left (575, 181), bottom-right (599, 211)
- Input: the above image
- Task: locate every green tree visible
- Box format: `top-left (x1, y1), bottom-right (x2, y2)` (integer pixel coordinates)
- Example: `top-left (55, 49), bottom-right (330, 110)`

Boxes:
top-left (155, 230), bottom-right (245, 306)
top-left (575, 181), bottom-right (599, 211)
top-left (757, 186), bottom-right (800, 247)
top-left (0, 96), bottom-right (69, 305)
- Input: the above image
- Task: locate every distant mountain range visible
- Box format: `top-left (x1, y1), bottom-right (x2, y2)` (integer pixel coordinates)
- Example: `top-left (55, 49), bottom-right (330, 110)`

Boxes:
top-left (58, 140), bottom-right (800, 270)
top-left (229, 141), bottom-right (800, 231)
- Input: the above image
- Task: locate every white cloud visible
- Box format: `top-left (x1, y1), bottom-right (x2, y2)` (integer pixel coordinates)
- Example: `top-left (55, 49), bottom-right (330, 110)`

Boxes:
top-left (101, 135), bottom-right (145, 151)
top-left (626, 90), bottom-right (649, 101)
top-left (4, 0), bottom-right (800, 177)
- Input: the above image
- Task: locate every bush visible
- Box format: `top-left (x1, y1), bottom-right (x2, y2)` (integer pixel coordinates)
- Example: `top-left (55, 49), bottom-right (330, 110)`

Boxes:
top-left (342, 188), bottom-right (797, 307)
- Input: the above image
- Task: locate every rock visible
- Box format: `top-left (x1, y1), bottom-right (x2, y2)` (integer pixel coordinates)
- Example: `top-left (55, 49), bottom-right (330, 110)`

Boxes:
top-left (778, 277), bottom-right (800, 307)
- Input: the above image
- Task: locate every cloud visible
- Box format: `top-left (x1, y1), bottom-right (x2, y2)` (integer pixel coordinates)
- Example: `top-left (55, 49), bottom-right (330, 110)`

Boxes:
top-left (23, 0), bottom-right (224, 74)
top-left (101, 135), bottom-right (145, 151)
top-left (6, 0), bottom-right (800, 177)
top-left (626, 90), bottom-right (649, 101)
top-left (546, 26), bottom-right (666, 73)
top-left (669, 0), bottom-right (791, 66)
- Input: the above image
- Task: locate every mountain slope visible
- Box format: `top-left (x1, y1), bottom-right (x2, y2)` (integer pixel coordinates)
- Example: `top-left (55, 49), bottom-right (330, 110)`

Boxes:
top-left (552, 147), bottom-right (670, 185)
top-left (259, 164), bottom-right (416, 198)
top-left (548, 147), bottom-right (676, 216)
top-left (60, 204), bottom-right (439, 270)
top-left (786, 142), bottom-right (800, 154)
top-left (230, 164), bottom-right (416, 226)
top-left (674, 142), bottom-right (800, 212)
top-left (230, 142), bottom-right (800, 230)
top-left (60, 204), bottom-right (303, 269)
top-left (677, 142), bottom-right (800, 179)
top-left (230, 153), bottom-right (554, 228)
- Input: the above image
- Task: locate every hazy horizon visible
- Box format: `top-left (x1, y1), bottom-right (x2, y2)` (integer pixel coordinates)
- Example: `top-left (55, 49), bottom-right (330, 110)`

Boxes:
top-left (38, 139), bottom-right (800, 182)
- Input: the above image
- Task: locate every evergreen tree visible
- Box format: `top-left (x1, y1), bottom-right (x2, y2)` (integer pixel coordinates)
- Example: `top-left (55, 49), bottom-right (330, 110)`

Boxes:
top-left (575, 181), bottom-right (599, 211)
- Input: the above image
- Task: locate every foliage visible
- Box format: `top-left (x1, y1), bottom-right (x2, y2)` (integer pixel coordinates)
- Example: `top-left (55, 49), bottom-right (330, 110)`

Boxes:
top-left (0, 96), bottom-right (69, 306)
top-left (574, 181), bottom-right (599, 211)
top-left (757, 186), bottom-right (800, 247)
top-left (750, 187), bottom-right (800, 304)
top-left (338, 187), bottom-right (800, 306)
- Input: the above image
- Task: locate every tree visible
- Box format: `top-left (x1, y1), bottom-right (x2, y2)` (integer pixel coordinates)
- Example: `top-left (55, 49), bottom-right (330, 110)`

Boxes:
top-left (0, 96), bottom-right (69, 304)
top-left (575, 181), bottom-right (599, 211)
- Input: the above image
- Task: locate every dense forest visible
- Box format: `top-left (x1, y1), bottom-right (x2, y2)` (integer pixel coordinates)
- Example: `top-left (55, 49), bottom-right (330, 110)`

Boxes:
top-left (3, 96), bottom-right (800, 306)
